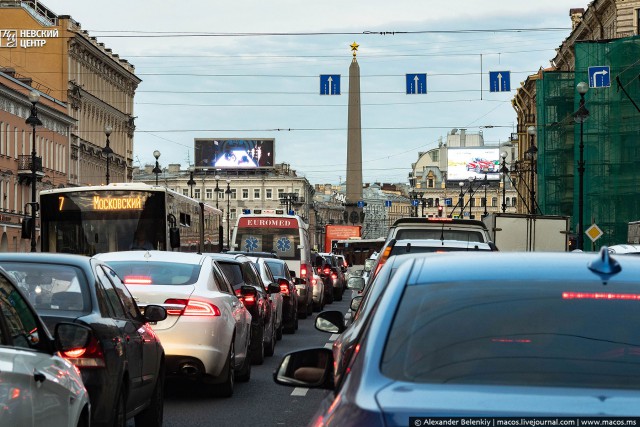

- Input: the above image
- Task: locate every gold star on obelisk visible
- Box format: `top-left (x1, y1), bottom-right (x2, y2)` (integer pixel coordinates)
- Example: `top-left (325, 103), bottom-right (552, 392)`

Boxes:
top-left (350, 42), bottom-right (359, 57)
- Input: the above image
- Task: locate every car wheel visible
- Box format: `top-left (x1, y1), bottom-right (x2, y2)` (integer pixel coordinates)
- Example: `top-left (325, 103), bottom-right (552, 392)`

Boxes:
top-left (251, 326), bottom-right (265, 365)
top-left (334, 287), bottom-right (343, 301)
top-left (212, 342), bottom-right (234, 398)
top-left (264, 323), bottom-right (276, 357)
top-left (113, 386), bottom-right (126, 427)
top-left (134, 363), bottom-right (164, 427)
top-left (326, 289), bottom-right (334, 304)
top-left (307, 298), bottom-right (313, 315)
top-left (276, 322), bottom-right (283, 340)
top-left (298, 303), bottom-right (308, 319)
top-left (313, 299), bottom-right (322, 312)
top-left (294, 315), bottom-right (299, 330)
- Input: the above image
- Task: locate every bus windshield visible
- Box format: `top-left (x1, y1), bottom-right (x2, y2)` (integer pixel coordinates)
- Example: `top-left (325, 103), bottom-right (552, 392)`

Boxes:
top-left (40, 190), bottom-right (165, 255)
top-left (235, 227), bottom-right (300, 260)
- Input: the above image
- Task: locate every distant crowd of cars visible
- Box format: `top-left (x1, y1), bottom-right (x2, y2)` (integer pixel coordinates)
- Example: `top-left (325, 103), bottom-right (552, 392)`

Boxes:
top-left (274, 216), bottom-right (640, 424)
top-left (0, 246), bottom-right (349, 426)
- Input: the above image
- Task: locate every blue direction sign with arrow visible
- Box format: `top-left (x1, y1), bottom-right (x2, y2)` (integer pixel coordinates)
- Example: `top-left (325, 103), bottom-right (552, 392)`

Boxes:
top-left (406, 74), bottom-right (427, 94)
top-left (588, 66), bottom-right (611, 88)
top-left (489, 71), bottom-right (511, 92)
top-left (320, 75), bottom-right (340, 95)
top-left (384, 200), bottom-right (392, 208)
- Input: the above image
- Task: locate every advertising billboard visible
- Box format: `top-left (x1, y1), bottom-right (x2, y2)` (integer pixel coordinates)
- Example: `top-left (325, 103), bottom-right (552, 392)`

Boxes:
top-left (447, 147), bottom-right (501, 181)
top-left (194, 139), bottom-right (275, 169)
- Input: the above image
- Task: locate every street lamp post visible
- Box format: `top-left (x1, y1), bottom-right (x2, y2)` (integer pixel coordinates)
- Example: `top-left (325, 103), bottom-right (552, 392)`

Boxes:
top-left (103, 125), bottom-right (113, 185)
top-left (25, 90), bottom-right (42, 253)
top-left (575, 81), bottom-right (590, 251)
top-left (152, 150), bottom-right (162, 185)
top-left (225, 179), bottom-right (232, 248)
top-left (500, 152), bottom-right (508, 213)
top-left (482, 171), bottom-right (489, 218)
top-left (214, 174), bottom-right (221, 209)
top-left (458, 181), bottom-right (465, 217)
top-left (526, 126), bottom-right (538, 216)
top-left (186, 170), bottom-right (196, 198)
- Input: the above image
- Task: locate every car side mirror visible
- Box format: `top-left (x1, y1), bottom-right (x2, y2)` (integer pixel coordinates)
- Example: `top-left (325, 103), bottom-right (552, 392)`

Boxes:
top-left (267, 283), bottom-right (280, 294)
top-left (315, 310), bottom-right (346, 334)
top-left (290, 270), bottom-right (296, 278)
top-left (143, 304), bottom-right (168, 322)
top-left (350, 295), bottom-right (363, 312)
top-left (273, 348), bottom-right (335, 390)
top-left (347, 277), bottom-right (365, 291)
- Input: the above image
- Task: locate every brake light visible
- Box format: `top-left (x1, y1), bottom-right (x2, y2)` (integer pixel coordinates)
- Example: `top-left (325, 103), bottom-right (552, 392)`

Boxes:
top-left (331, 273), bottom-right (337, 280)
top-left (323, 267), bottom-right (331, 275)
top-left (123, 275), bottom-right (153, 285)
top-left (243, 295), bottom-right (256, 305)
top-left (62, 335), bottom-right (106, 368)
top-left (300, 265), bottom-right (307, 278)
top-left (279, 283), bottom-right (290, 296)
top-left (562, 292), bottom-right (640, 300)
top-left (164, 298), bottom-right (221, 316)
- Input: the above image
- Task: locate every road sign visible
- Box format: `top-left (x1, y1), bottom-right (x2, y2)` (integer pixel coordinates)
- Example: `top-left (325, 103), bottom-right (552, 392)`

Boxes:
top-left (357, 201), bottom-right (365, 208)
top-left (320, 75), bottom-right (340, 95)
top-left (411, 199), bottom-right (419, 207)
top-left (489, 71), bottom-right (511, 92)
top-left (406, 74), bottom-right (427, 95)
top-left (588, 66), bottom-right (611, 88)
top-left (444, 198), bottom-right (452, 206)
top-left (586, 223), bottom-right (603, 242)
top-left (384, 200), bottom-right (392, 208)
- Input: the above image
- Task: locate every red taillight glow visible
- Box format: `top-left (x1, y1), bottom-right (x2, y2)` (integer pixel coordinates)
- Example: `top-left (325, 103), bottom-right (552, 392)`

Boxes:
top-left (123, 275), bottom-right (153, 285)
top-left (562, 292), bottom-right (640, 300)
top-left (492, 338), bottom-right (532, 343)
top-left (10, 388), bottom-right (20, 400)
top-left (323, 267), bottom-right (331, 275)
top-left (300, 266), bottom-right (307, 277)
top-left (279, 283), bottom-right (290, 296)
top-left (331, 274), bottom-right (337, 280)
top-left (62, 335), bottom-right (106, 368)
top-left (164, 298), bottom-right (221, 316)
top-left (242, 295), bottom-right (256, 305)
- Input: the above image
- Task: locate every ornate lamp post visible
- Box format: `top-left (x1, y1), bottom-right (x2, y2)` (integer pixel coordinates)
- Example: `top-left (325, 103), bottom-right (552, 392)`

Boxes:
top-left (186, 170), bottom-right (196, 198)
top-left (526, 126), bottom-right (538, 216)
top-left (458, 181), bottom-right (465, 217)
top-left (152, 150), bottom-right (162, 185)
top-left (25, 90), bottom-right (42, 252)
top-left (575, 81), bottom-right (590, 251)
top-left (214, 174), bottom-right (221, 209)
top-left (103, 125), bottom-right (113, 184)
top-left (500, 152), bottom-right (508, 213)
top-left (225, 179), bottom-right (232, 248)
top-left (481, 171), bottom-right (489, 218)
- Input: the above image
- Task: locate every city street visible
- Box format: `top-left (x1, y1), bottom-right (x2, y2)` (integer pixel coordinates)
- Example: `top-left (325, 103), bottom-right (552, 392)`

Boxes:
top-left (154, 296), bottom-right (350, 427)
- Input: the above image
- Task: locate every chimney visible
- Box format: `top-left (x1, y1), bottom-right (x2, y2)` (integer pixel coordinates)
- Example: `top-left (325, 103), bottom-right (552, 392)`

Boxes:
top-left (570, 8), bottom-right (585, 31)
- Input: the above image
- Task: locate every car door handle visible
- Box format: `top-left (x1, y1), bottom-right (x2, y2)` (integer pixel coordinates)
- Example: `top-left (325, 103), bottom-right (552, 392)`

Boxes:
top-left (33, 371), bottom-right (46, 383)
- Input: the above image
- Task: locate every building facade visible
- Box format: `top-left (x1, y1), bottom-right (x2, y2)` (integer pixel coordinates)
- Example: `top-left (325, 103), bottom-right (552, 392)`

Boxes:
top-left (0, 0), bottom-right (140, 186)
top-left (0, 70), bottom-right (74, 251)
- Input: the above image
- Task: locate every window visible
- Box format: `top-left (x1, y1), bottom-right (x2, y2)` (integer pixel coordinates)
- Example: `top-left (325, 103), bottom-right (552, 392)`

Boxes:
top-left (481, 197), bottom-right (486, 208)
top-left (511, 197), bottom-right (517, 207)
top-left (194, 189), bottom-right (201, 199)
top-left (0, 274), bottom-right (41, 350)
top-left (266, 189), bottom-right (273, 199)
top-left (206, 189), bottom-right (213, 199)
top-left (492, 197), bottom-right (498, 207)
top-left (230, 208), bottom-right (236, 220)
top-left (254, 188), bottom-right (261, 199)
top-left (96, 267), bottom-right (126, 319)
top-left (230, 189), bottom-right (237, 200)
top-left (103, 266), bottom-right (142, 320)
top-left (637, 8), bottom-right (640, 34)
top-left (277, 189), bottom-right (285, 199)
top-left (182, 189), bottom-right (189, 197)
top-left (428, 178), bottom-right (434, 188)
top-left (242, 188), bottom-right (249, 200)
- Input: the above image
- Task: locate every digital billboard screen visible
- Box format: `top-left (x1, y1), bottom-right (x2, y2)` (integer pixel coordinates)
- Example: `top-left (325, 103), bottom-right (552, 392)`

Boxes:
top-left (194, 139), bottom-right (275, 169)
top-left (447, 147), bottom-right (501, 181)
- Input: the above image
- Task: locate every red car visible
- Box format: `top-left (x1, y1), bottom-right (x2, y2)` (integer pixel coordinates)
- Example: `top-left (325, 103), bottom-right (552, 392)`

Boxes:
top-left (466, 158), bottom-right (496, 173)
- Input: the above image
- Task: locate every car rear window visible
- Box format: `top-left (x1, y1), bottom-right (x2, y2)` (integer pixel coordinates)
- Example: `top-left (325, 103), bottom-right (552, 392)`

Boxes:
top-left (106, 261), bottom-right (201, 286)
top-left (264, 260), bottom-right (285, 277)
top-left (382, 281), bottom-right (640, 389)
top-left (395, 229), bottom-right (484, 242)
top-left (389, 243), bottom-right (490, 256)
top-left (2, 262), bottom-right (90, 313)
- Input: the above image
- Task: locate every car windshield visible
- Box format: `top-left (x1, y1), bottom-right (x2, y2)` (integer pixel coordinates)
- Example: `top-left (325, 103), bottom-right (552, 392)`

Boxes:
top-left (382, 281), bottom-right (640, 389)
top-left (2, 262), bottom-right (90, 313)
top-left (395, 229), bottom-right (484, 242)
top-left (106, 261), bottom-right (201, 286)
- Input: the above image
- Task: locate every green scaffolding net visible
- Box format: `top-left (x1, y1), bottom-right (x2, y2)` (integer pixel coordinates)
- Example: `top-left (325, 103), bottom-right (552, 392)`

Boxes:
top-left (537, 35), bottom-right (640, 248)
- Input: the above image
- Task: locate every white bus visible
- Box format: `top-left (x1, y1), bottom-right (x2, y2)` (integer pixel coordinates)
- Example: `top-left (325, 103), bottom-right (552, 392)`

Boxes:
top-left (231, 209), bottom-right (312, 285)
top-left (39, 183), bottom-right (223, 255)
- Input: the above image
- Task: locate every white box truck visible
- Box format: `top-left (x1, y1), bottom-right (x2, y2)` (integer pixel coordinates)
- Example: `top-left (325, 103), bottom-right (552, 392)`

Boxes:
top-left (482, 213), bottom-right (570, 252)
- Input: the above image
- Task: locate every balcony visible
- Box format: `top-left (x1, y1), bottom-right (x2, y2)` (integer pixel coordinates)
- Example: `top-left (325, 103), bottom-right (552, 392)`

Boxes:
top-left (17, 155), bottom-right (44, 184)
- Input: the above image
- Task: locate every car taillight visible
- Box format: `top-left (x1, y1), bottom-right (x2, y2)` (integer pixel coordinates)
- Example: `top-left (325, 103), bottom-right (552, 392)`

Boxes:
top-left (123, 275), bottom-right (152, 285)
top-left (62, 335), bottom-right (106, 368)
top-left (279, 283), bottom-right (290, 296)
top-left (373, 242), bottom-right (394, 278)
top-left (300, 266), bottom-right (307, 278)
top-left (323, 267), bottom-right (331, 275)
top-left (164, 298), bottom-right (221, 316)
top-left (235, 289), bottom-right (257, 306)
top-left (331, 273), bottom-right (337, 280)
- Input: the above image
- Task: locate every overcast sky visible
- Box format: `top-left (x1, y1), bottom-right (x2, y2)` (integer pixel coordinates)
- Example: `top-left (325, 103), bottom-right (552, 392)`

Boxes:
top-left (42, 0), bottom-right (585, 185)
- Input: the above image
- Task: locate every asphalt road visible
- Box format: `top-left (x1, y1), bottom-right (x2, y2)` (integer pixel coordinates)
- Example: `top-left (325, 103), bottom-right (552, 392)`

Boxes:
top-left (154, 292), bottom-right (351, 427)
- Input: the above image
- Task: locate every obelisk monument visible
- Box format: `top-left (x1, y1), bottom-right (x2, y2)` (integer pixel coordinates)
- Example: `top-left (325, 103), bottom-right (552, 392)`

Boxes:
top-left (345, 42), bottom-right (363, 224)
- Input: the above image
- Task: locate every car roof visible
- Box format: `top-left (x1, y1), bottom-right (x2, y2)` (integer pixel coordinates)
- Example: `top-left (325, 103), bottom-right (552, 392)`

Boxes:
top-left (0, 252), bottom-right (95, 267)
top-left (608, 244), bottom-right (640, 254)
top-left (225, 250), bottom-right (279, 258)
top-left (391, 217), bottom-right (488, 229)
top-left (204, 252), bottom-right (252, 264)
top-left (96, 250), bottom-right (210, 265)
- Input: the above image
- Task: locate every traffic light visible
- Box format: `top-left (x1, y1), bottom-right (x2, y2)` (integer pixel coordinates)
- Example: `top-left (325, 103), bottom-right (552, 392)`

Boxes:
top-left (438, 205), bottom-right (443, 217)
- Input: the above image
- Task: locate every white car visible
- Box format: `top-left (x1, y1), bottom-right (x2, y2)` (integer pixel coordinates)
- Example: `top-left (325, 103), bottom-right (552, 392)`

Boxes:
top-left (96, 251), bottom-right (253, 396)
top-left (311, 272), bottom-right (325, 312)
top-left (0, 267), bottom-right (91, 426)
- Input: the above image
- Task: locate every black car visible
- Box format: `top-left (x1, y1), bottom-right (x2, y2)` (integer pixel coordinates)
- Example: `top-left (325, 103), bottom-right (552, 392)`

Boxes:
top-left (210, 253), bottom-right (278, 365)
top-left (0, 253), bottom-right (167, 427)
top-left (262, 258), bottom-right (298, 334)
